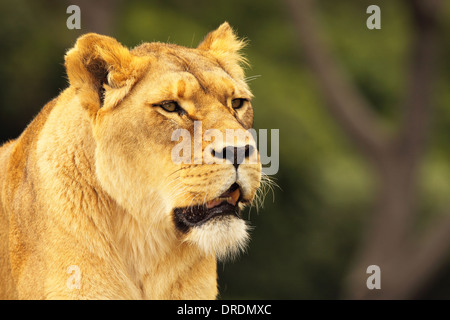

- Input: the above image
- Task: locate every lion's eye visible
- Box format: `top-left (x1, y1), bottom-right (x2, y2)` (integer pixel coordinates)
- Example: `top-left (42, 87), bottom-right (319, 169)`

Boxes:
top-left (231, 98), bottom-right (247, 110)
top-left (161, 101), bottom-right (178, 112)
top-left (154, 101), bottom-right (183, 114)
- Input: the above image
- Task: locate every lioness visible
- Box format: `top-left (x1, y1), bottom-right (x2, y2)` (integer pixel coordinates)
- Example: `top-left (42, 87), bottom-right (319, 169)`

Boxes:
top-left (0, 22), bottom-right (261, 299)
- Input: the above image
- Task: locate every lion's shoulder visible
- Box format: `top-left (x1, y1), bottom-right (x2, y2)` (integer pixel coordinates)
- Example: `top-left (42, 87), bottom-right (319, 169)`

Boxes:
top-left (1, 98), bottom-right (57, 197)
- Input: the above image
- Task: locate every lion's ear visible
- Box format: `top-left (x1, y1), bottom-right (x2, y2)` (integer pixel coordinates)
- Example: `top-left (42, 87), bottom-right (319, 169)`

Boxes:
top-left (65, 33), bottom-right (147, 109)
top-left (197, 22), bottom-right (248, 79)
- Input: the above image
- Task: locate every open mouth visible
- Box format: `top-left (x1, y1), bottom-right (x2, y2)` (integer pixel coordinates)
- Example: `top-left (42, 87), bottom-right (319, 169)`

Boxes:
top-left (173, 183), bottom-right (242, 232)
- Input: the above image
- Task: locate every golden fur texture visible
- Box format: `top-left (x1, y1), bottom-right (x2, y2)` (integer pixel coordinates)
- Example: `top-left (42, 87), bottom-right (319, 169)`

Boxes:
top-left (0, 22), bottom-right (261, 299)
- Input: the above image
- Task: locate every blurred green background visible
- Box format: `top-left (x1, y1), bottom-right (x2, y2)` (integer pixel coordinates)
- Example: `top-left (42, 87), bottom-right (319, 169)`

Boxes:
top-left (1, 0), bottom-right (450, 299)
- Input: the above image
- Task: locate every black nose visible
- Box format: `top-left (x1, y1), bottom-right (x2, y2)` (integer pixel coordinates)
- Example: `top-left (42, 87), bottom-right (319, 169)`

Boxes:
top-left (211, 145), bottom-right (255, 169)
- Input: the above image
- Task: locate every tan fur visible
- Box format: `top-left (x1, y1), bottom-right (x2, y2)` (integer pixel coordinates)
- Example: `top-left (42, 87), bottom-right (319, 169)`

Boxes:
top-left (0, 22), bottom-right (261, 299)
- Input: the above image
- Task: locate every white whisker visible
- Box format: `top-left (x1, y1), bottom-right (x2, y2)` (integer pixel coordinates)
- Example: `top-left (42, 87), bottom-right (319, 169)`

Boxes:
top-left (244, 75), bottom-right (261, 83)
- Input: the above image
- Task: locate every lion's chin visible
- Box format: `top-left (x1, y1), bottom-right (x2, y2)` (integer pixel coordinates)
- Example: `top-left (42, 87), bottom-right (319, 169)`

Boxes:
top-left (184, 215), bottom-right (250, 261)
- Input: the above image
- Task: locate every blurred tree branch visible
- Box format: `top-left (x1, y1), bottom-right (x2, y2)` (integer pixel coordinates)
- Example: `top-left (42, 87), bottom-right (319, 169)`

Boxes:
top-left (285, 0), bottom-right (444, 299)
top-left (284, 0), bottom-right (389, 165)
top-left (399, 0), bottom-right (440, 167)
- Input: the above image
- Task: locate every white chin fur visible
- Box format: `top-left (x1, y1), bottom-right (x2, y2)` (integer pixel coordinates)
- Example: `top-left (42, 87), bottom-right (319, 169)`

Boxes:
top-left (185, 215), bottom-right (250, 261)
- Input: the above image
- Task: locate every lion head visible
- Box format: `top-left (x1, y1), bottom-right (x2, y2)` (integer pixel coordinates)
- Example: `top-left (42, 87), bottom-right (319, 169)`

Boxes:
top-left (64, 22), bottom-right (261, 260)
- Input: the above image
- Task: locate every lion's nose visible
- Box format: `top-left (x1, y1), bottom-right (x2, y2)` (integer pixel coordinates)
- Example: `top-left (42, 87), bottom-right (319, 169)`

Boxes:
top-left (211, 145), bottom-right (255, 169)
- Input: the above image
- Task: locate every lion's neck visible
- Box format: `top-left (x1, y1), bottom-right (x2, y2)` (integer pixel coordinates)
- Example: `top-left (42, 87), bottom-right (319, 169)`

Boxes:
top-left (111, 208), bottom-right (217, 298)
